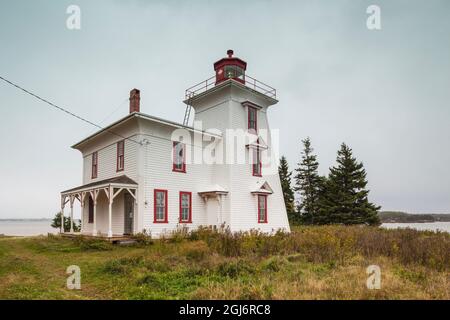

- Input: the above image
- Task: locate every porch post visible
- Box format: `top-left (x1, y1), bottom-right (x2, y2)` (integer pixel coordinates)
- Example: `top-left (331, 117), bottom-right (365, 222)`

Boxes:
top-left (60, 195), bottom-right (65, 234)
top-left (217, 194), bottom-right (223, 225)
top-left (92, 190), bottom-right (98, 236)
top-left (70, 195), bottom-right (74, 233)
top-left (80, 192), bottom-right (85, 233)
top-left (108, 186), bottom-right (113, 238)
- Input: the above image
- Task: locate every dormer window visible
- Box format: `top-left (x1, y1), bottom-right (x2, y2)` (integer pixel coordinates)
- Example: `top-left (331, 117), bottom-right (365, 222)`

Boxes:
top-left (91, 152), bottom-right (98, 179)
top-left (117, 140), bottom-right (125, 172)
top-left (173, 141), bottom-right (186, 173)
top-left (248, 106), bottom-right (257, 133)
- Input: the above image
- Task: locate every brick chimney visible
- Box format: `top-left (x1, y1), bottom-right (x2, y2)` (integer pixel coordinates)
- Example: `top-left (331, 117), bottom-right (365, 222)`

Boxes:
top-left (129, 88), bottom-right (140, 113)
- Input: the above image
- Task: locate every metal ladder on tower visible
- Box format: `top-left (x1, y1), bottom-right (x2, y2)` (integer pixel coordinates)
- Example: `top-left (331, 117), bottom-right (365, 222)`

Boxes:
top-left (183, 94), bottom-right (193, 126)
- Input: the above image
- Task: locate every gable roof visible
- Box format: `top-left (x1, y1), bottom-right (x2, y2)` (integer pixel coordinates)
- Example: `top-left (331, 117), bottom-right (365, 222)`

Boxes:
top-left (251, 181), bottom-right (274, 194)
top-left (71, 112), bottom-right (222, 150)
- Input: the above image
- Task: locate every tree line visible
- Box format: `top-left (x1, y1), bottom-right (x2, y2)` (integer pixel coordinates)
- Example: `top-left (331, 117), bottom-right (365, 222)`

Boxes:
top-left (278, 138), bottom-right (380, 226)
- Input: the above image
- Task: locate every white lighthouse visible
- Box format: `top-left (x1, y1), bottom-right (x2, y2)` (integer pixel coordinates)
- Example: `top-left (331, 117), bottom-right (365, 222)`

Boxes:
top-left (61, 50), bottom-right (290, 239)
top-left (184, 50), bottom-right (290, 233)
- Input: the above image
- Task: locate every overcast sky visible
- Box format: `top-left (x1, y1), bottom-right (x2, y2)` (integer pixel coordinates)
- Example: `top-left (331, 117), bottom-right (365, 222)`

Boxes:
top-left (0, 0), bottom-right (449, 218)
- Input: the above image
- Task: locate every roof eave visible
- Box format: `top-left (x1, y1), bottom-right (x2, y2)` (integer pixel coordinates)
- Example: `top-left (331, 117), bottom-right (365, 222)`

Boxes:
top-left (71, 113), bottom-right (137, 150)
top-left (71, 112), bottom-right (223, 150)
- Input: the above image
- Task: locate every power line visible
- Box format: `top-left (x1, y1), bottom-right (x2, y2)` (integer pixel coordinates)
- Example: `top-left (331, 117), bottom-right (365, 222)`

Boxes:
top-left (0, 75), bottom-right (142, 146)
top-left (99, 97), bottom-right (129, 126)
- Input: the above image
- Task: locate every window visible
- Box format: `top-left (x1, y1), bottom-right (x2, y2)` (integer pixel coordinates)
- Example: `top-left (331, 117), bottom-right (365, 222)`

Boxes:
top-left (91, 152), bottom-right (98, 179)
top-left (252, 147), bottom-right (262, 176)
top-left (117, 140), bottom-right (125, 172)
top-left (248, 107), bottom-right (257, 133)
top-left (179, 192), bottom-right (192, 223)
top-left (258, 195), bottom-right (267, 223)
top-left (172, 141), bottom-right (186, 173)
top-left (224, 65), bottom-right (245, 80)
top-left (154, 189), bottom-right (168, 223)
top-left (88, 196), bottom-right (94, 223)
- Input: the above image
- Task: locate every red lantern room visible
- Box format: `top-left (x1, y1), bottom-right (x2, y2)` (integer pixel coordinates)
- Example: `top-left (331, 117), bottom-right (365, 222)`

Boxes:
top-left (214, 50), bottom-right (247, 85)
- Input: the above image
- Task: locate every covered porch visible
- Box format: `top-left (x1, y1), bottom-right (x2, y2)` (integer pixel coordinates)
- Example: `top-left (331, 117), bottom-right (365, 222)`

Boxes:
top-left (60, 175), bottom-right (138, 238)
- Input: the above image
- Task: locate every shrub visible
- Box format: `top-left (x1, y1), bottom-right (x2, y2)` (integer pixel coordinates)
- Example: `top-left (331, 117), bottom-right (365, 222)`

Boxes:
top-left (260, 256), bottom-right (288, 272)
top-left (103, 256), bottom-right (144, 275)
top-left (216, 260), bottom-right (254, 278)
top-left (183, 241), bottom-right (210, 261)
top-left (74, 237), bottom-right (113, 251)
top-left (132, 230), bottom-right (153, 245)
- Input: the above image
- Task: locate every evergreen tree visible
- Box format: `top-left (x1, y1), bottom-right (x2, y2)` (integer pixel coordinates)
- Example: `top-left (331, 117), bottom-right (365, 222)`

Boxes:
top-left (278, 156), bottom-right (295, 215)
top-left (294, 137), bottom-right (322, 224)
top-left (51, 212), bottom-right (81, 232)
top-left (318, 143), bottom-right (381, 225)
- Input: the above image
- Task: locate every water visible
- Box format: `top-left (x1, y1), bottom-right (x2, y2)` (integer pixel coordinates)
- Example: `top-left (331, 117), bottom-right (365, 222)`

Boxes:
top-left (381, 222), bottom-right (450, 233)
top-left (0, 220), bottom-right (58, 236)
top-left (1, 220), bottom-right (449, 236)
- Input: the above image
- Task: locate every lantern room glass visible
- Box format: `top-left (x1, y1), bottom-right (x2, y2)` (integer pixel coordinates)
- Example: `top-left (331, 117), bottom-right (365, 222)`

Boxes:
top-left (224, 65), bottom-right (245, 81)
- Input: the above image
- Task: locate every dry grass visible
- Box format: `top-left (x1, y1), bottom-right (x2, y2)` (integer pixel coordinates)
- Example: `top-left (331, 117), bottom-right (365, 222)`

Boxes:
top-left (0, 225), bottom-right (448, 300)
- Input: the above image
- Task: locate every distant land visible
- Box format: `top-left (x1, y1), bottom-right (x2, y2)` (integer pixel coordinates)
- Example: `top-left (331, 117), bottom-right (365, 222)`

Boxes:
top-left (379, 211), bottom-right (450, 223)
top-left (0, 218), bottom-right (52, 221)
top-left (1, 213), bottom-right (450, 224)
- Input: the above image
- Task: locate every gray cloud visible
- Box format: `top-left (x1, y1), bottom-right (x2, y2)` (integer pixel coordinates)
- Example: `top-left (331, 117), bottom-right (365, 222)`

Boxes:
top-left (0, 0), bottom-right (449, 218)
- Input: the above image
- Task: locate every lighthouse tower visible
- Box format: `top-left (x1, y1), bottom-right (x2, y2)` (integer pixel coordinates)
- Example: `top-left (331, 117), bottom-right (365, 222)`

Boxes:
top-left (184, 50), bottom-right (290, 233)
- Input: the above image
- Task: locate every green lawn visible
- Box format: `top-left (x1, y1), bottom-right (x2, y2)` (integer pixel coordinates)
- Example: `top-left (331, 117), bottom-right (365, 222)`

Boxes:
top-left (0, 226), bottom-right (448, 300)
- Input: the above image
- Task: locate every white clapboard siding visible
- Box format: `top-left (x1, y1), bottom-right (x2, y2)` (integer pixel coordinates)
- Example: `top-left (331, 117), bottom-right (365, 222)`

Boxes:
top-left (74, 80), bottom-right (290, 237)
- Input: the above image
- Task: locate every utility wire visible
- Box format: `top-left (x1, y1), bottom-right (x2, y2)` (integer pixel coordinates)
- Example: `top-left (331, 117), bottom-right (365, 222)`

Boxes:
top-left (99, 97), bottom-right (129, 126)
top-left (0, 75), bottom-right (142, 146)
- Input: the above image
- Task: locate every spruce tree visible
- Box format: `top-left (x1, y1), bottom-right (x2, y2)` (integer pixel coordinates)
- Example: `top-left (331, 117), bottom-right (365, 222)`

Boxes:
top-left (294, 137), bottom-right (322, 224)
top-left (51, 212), bottom-right (81, 232)
top-left (319, 143), bottom-right (381, 225)
top-left (278, 156), bottom-right (295, 215)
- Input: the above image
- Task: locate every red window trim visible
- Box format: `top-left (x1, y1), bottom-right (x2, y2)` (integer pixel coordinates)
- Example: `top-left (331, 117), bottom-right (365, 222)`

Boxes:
top-left (116, 140), bottom-right (125, 172)
top-left (179, 191), bottom-right (192, 223)
top-left (252, 147), bottom-right (262, 177)
top-left (153, 189), bottom-right (168, 223)
top-left (172, 141), bottom-right (186, 173)
top-left (248, 106), bottom-right (258, 133)
top-left (91, 151), bottom-right (98, 179)
top-left (257, 194), bottom-right (268, 223)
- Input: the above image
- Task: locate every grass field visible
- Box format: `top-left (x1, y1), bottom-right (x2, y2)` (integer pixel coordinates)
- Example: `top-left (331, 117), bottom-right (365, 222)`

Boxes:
top-left (0, 225), bottom-right (448, 300)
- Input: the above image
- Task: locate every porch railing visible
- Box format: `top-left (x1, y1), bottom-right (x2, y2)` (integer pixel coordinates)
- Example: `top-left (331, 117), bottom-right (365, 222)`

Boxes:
top-left (185, 74), bottom-right (277, 100)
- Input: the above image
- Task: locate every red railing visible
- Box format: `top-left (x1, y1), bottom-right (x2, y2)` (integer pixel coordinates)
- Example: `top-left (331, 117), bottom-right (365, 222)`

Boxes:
top-left (185, 74), bottom-right (277, 100)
